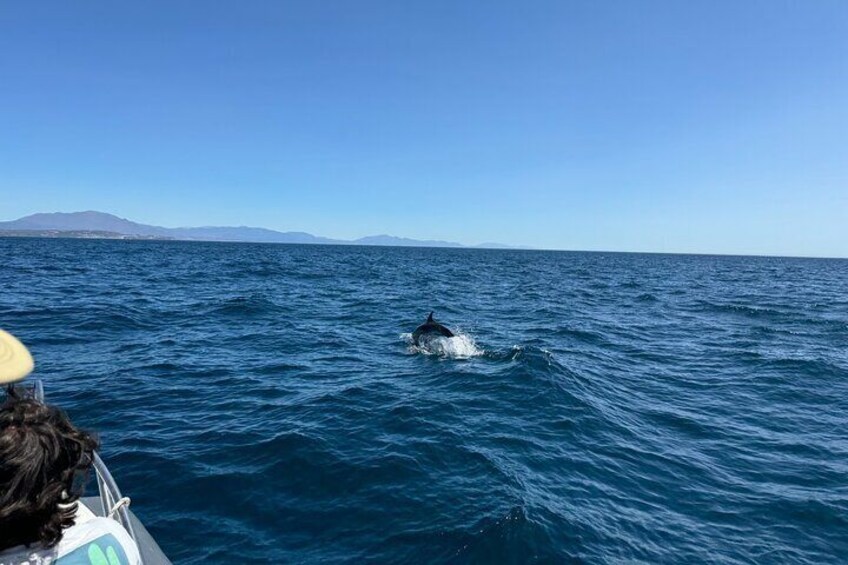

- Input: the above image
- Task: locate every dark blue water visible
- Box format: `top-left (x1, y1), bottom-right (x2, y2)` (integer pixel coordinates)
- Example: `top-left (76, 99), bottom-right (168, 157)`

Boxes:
top-left (2, 238), bottom-right (847, 563)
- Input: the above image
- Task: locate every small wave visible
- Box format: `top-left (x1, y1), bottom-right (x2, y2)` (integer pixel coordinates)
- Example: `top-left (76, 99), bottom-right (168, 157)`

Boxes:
top-left (453, 506), bottom-right (566, 562)
top-left (695, 300), bottom-right (788, 320)
top-left (505, 345), bottom-right (558, 366)
top-left (209, 296), bottom-right (283, 317)
top-left (400, 331), bottom-right (484, 359)
top-left (70, 311), bottom-right (156, 332)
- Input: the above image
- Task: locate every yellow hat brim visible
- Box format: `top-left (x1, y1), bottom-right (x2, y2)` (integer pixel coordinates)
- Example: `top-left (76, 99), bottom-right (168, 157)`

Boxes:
top-left (0, 329), bottom-right (35, 385)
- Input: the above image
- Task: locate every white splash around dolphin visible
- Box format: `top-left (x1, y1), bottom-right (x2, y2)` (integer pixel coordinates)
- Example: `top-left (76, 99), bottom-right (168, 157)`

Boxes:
top-left (401, 331), bottom-right (484, 359)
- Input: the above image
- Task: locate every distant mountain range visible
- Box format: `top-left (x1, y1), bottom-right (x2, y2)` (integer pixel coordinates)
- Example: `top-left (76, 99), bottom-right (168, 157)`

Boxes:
top-left (0, 211), bottom-right (522, 249)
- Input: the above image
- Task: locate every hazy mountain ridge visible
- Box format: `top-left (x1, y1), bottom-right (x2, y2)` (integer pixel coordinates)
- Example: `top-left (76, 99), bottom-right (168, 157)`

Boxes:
top-left (0, 211), bottom-right (521, 249)
top-left (352, 234), bottom-right (463, 248)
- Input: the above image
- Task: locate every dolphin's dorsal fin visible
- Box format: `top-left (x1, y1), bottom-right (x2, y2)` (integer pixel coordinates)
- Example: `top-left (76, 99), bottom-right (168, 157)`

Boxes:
top-left (427, 312), bottom-right (434, 323)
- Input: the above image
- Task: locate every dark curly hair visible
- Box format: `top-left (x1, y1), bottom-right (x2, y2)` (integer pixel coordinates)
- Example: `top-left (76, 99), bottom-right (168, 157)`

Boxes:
top-left (0, 387), bottom-right (99, 550)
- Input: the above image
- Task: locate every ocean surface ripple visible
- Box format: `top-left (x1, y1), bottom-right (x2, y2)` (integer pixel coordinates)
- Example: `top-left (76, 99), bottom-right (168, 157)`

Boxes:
top-left (2, 239), bottom-right (847, 563)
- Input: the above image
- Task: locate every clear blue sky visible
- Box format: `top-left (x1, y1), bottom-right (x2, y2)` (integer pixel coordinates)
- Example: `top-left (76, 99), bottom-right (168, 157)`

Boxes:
top-left (1, 1), bottom-right (846, 256)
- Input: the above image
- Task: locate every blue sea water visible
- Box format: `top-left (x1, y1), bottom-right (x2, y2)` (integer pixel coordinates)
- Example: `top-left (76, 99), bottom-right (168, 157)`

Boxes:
top-left (2, 238), bottom-right (847, 563)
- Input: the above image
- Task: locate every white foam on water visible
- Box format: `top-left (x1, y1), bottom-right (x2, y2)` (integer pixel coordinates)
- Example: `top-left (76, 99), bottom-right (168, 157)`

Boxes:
top-left (400, 331), bottom-right (484, 359)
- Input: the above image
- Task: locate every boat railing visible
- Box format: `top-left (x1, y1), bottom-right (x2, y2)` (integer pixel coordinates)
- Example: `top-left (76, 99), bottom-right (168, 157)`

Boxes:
top-left (92, 451), bottom-right (138, 543)
top-left (25, 380), bottom-right (140, 551)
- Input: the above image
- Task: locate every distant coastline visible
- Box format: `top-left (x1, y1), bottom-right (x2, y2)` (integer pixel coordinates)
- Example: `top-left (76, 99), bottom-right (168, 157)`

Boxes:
top-left (0, 229), bottom-right (170, 240)
top-left (0, 211), bottom-right (525, 249)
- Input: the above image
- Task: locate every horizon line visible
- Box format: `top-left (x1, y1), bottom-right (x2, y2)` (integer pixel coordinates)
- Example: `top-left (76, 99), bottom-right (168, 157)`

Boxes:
top-left (2, 231), bottom-right (846, 262)
top-left (2, 209), bottom-right (846, 260)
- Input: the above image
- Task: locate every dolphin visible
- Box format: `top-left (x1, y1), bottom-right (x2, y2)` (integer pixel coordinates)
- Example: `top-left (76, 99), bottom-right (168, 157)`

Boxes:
top-left (412, 312), bottom-right (454, 346)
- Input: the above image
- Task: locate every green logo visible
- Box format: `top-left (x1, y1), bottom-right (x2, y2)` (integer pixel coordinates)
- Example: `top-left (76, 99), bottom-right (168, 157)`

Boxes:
top-left (87, 542), bottom-right (123, 565)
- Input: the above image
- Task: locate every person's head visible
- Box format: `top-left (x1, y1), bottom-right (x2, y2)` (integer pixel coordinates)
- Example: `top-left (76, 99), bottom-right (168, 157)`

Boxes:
top-left (0, 388), bottom-right (99, 550)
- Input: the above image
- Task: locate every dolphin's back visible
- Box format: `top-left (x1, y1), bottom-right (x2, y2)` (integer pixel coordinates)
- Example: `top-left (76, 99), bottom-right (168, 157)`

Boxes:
top-left (412, 319), bottom-right (454, 345)
top-left (432, 324), bottom-right (454, 338)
